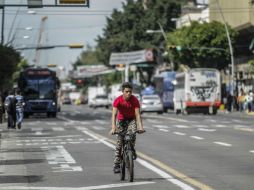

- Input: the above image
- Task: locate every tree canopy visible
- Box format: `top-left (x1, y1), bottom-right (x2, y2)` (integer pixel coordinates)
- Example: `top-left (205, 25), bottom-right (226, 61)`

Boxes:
top-left (0, 45), bottom-right (21, 92)
top-left (166, 21), bottom-right (238, 70)
top-left (96, 0), bottom-right (181, 66)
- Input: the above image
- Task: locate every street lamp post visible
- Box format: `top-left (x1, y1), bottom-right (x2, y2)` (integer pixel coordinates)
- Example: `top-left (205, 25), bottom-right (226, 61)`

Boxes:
top-left (215, 0), bottom-right (235, 97)
top-left (146, 22), bottom-right (174, 70)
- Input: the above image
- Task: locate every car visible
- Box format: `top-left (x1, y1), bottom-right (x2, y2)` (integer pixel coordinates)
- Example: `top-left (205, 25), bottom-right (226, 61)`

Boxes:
top-left (62, 96), bottom-right (72, 104)
top-left (91, 94), bottom-right (109, 108)
top-left (141, 94), bottom-right (163, 114)
top-left (133, 93), bottom-right (141, 102)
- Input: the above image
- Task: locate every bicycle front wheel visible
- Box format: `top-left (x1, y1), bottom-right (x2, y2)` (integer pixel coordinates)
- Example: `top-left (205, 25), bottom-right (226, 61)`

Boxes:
top-left (126, 151), bottom-right (134, 182)
top-left (120, 154), bottom-right (125, 181)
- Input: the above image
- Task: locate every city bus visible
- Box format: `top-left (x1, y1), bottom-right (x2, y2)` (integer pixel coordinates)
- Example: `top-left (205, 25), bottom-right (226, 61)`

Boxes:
top-left (154, 71), bottom-right (176, 112)
top-left (18, 68), bottom-right (60, 118)
top-left (173, 68), bottom-right (221, 115)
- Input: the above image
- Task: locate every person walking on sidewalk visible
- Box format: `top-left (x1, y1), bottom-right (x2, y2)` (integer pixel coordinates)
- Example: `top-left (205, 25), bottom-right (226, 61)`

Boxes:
top-left (4, 90), bottom-right (17, 129)
top-left (15, 88), bottom-right (24, 129)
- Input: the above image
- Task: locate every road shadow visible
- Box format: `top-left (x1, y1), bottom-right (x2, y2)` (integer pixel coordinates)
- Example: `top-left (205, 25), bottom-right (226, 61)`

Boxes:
top-left (0, 175), bottom-right (43, 184)
top-left (0, 159), bottom-right (45, 165)
top-left (0, 148), bottom-right (44, 153)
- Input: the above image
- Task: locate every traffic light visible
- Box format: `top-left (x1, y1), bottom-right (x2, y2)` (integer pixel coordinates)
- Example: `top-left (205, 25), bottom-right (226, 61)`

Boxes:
top-left (47, 64), bottom-right (56, 67)
top-left (69, 44), bottom-right (84, 49)
top-left (59, 0), bottom-right (86, 4)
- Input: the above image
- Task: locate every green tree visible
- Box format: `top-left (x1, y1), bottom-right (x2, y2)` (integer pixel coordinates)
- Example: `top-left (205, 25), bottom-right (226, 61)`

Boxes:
top-left (96, 0), bottom-right (181, 66)
top-left (0, 45), bottom-right (21, 92)
top-left (95, 0), bottom-right (180, 84)
top-left (166, 21), bottom-right (238, 70)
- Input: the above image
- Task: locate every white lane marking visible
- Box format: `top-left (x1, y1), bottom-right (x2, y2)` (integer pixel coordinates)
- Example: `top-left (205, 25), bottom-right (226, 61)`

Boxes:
top-left (174, 125), bottom-right (189, 128)
top-left (31, 128), bottom-right (43, 131)
top-left (75, 110), bottom-right (81, 114)
top-left (213, 142), bottom-right (232, 147)
top-left (46, 122), bottom-right (57, 126)
top-left (35, 131), bottom-right (43, 135)
top-left (41, 145), bottom-right (82, 172)
top-left (82, 130), bottom-right (194, 190)
top-left (190, 136), bottom-right (204, 140)
top-left (0, 181), bottom-right (155, 190)
top-left (198, 128), bottom-right (216, 132)
top-left (53, 127), bottom-right (65, 131)
top-left (173, 132), bottom-right (186, 136)
top-left (153, 125), bottom-right (168, 129)
top-left (159, 129), bottom-right (169, 132)
top-left (214, 124), bottom-right (227, 128)
top-left (249, 150), bottom-right (254, 153)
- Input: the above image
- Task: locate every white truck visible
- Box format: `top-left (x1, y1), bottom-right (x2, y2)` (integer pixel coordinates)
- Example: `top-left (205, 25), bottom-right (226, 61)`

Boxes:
top-left (88, 86), bottom-right (107, 107)
top-left (173, 68), bottom-right (221, 115)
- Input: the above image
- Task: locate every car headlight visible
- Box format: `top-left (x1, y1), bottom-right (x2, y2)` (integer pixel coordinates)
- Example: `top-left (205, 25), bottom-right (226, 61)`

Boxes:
top-left (52, 102), bottom-right (56, 106)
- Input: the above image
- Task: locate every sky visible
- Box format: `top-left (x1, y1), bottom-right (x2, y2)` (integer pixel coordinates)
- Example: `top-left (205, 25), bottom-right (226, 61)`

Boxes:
top-left (2, 0), bottom-right (126, 78)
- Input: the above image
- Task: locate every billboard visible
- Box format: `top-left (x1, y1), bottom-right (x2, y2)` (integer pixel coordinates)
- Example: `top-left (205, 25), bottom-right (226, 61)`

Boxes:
top-left (109, 49), bottom-right (154, 65)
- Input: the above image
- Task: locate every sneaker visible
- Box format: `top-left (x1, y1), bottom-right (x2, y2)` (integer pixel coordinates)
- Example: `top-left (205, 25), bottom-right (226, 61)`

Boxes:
top-left (113, 165), bottom-right (120, 174)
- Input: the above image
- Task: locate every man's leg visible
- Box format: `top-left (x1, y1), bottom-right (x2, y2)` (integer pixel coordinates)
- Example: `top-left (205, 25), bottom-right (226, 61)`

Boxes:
top-left (127, 119), bottom-right (137, 159)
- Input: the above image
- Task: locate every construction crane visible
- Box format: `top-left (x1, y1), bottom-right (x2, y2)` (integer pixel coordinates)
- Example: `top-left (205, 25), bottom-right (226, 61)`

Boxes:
top-left (34, 16), bottom-right (48, 66)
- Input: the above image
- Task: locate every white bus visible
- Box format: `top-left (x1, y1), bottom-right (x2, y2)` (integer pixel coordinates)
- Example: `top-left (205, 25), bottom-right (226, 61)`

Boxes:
top-left (173, 68), bottom-right (221, 115)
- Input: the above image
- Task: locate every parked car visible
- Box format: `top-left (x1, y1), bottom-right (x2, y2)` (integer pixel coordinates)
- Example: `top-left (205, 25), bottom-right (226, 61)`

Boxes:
top-left (133, 93), bottom-right (141, 102)
top-left (141, 94), bottom-right (163, 114)
top-left (90, 94), bottom-right (109, 108)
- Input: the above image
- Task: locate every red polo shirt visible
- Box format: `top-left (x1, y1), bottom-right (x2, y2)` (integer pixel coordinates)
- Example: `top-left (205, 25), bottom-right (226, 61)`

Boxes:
top-left (113, 95), bottom-right (140, 120)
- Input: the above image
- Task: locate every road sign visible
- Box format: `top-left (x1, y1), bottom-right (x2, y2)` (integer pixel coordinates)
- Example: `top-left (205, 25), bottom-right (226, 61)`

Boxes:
top-left (27, 0), bottom-right (43, 8)
top-left (59, 0), bottom-right (87, 4)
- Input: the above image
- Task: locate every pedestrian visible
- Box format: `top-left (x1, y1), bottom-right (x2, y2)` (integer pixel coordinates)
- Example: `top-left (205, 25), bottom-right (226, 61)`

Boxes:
top-left (110, 82), bottom-right (145, 173)
top-left (15, 88), bottom-right (24, 129)
top-left (226, 91), bottom-right (232, 113)
top-left (237, 88), bottom-right (245, 112)
top-left (4, 90), bottom-right (17, 129)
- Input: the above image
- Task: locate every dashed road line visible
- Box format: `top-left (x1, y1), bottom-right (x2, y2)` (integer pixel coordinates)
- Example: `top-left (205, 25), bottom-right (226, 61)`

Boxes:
top-left (198, 128), bottom-right (216, 132)
top-left (173, 132), bottom-right (186, 136)
top-left (250, 150), bottom-right (254, 154)
top-left (159, 129), bottom-right (169, 132)
top-left (213, 142), bottom-right (232, 147)
top-left (190, 136), bottom-right (204, 140)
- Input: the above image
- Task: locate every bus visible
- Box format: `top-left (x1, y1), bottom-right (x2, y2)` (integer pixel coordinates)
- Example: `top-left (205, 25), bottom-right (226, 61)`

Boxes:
top-left (154, 71), bottom-right (176, 112)
top-left (173, 68), bottom-right (221, 115)
top-left (18, 68), bottom-right (60, 118)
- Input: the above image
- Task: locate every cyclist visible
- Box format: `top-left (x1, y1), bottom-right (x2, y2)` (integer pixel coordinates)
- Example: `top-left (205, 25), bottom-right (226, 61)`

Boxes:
top-left (111, 82), bottom-right (145, 173)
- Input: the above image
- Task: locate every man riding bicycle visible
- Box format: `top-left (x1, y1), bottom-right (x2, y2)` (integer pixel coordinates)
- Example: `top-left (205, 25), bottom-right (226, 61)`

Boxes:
top-left (111, 82), bottom-right (145, 173)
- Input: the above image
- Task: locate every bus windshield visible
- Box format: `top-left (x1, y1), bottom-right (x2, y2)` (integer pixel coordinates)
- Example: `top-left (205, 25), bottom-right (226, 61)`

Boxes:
top-left (24, 78), bottom-right (55, 100)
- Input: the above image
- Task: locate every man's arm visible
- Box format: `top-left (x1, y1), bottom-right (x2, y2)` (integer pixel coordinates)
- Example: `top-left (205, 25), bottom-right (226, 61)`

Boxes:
top-left (135, 108), bottom-right (144, 131)
top-left (111, 107), bottom-right (118, 134)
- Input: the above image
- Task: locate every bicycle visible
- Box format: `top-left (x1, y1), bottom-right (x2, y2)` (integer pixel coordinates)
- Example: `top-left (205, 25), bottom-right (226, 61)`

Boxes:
top-left (113, 130), bottom-right (145, 182)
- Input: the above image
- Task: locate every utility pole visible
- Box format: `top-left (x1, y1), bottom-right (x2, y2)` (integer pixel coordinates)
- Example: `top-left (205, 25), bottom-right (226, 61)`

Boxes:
top-left (34, 16), bottom-right (48, 66)
top-left (1, 6), bottom-right (4, 44)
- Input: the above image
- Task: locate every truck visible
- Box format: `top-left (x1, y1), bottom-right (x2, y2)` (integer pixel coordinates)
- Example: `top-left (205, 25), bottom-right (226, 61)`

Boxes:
top-left (87, 86), bottom-right (107, 107)
top-left (18, 68), bottom-right (60, 118)
top-left (173, 68), bottom-right (221, 115)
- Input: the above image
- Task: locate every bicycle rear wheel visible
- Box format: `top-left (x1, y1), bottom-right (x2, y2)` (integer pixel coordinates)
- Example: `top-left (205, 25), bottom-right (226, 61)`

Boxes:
top-left (126, 151), bottom-right (134, 182)
top-left (120, 155), bottom-right (125, 181)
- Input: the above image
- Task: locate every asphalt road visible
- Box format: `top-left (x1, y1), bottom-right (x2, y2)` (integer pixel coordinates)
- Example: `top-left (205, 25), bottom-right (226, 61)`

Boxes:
top-left (0, 105), bottom-right (253, 190)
